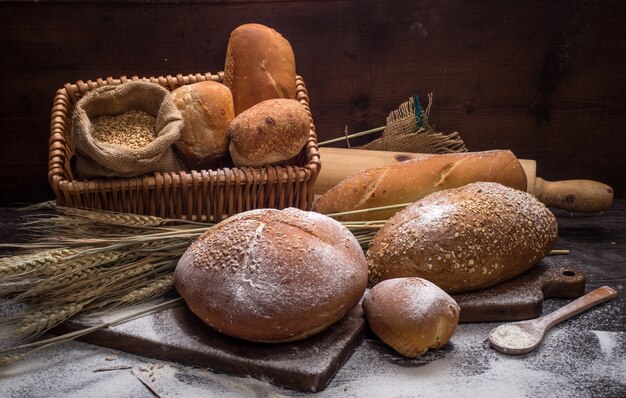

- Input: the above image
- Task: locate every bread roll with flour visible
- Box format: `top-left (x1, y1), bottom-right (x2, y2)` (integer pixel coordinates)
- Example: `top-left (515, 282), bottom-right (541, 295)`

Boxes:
top-left (363, 277), bottom-right (460, 357)
top-left (313, 150), bottom-right (527, 221)
top-left (224, 23), bottom-right (297, 115)
top-left (174, 208), bottom-right (367, 343)
top-left (171, 81), bottom-right (234, 169)
top-left (367, 182), bottom-right (558, 293)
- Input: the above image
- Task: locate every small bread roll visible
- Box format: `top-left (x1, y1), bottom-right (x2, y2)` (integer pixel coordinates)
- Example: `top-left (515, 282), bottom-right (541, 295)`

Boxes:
top-left (224, 23), bottom-right (297, 115)
top-left (363, 277), bottom-right (460, 357)
top-left (228, 98), bottom-right (310, 167)
top-left (367, 182), bottom-right (558, 293)
top-left (171, 81), bottom-right (235, 170)
top-left (174, 208), bottom-right (368, 343)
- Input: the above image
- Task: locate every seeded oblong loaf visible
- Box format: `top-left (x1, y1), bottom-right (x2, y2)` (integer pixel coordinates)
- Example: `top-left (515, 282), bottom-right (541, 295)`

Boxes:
top-left (223, 23), bottom-right (297, 115)
top-left (228, 98), bottom-right (310, 167)
top-left (313, 150), bottom-right (527, 221)
top-left (367, 182), bottom-right (558, 293)
top-left (174, 208), bottom-right (368, 343)
top-left (171, 81), bottom-right (235, 170)
top-left (363, 277), bottom-right (460, 357)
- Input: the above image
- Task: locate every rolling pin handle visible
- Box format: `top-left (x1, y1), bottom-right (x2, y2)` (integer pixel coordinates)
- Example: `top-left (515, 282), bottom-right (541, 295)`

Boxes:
top-left (534, 178), bottom-right (614, 213)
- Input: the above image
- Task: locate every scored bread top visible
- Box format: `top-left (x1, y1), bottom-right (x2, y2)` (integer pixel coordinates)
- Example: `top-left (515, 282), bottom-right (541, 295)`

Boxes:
top-left (313, 150), bottom-right (527, 221)
top-left (174, 207), bottom-right (367, 343)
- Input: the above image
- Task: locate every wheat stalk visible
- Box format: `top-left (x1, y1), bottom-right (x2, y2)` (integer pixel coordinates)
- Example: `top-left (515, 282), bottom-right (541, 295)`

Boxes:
top-left (326, 202), bottom-right (413, 218)
top-left (54, 206), bottom-right (168, 227)
top-left (0, 249), bottom-right (79, 279)
top-left (0, 353), bottom-right (26, 368)
top-left (0, 298), bottom-right (184, 368)
top-left (39, 261), bottom-right (162, 305)
top-left (11, 302), bottom-right (86, 339)
top-left (112, 275), bottom-right (175, 308)
top-left (11, 252), bottom-right (126, 302)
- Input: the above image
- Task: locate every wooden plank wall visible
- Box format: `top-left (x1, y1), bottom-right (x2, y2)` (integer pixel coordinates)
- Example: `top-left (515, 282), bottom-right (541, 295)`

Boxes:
top-left (1, 0), bottom-right (624, 205)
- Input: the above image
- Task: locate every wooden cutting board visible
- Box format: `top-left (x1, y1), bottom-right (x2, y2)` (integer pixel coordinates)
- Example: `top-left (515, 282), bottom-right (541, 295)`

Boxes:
top-left (454, 263), bottom-right (585, 322)
top-left (53, 262), bottom-right (585, 392)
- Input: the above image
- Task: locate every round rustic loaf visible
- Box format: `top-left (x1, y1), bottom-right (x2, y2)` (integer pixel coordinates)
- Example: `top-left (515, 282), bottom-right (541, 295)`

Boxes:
top-left (171, 81), bottom-right (234, 170)
top-left (367, 182), bottom-right (558, 293)
top-left (228, 98), bottom-right (310, 167)
top-left (174, 208), bottom-right (368, 343)
top-left (223, 23), bottom-right (297, 115)
top-left (363, 277), bottom-right (460, 357)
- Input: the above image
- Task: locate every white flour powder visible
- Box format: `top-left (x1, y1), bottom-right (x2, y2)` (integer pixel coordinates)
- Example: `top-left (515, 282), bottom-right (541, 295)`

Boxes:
top-left (489, 324), bottom-right (535, 349)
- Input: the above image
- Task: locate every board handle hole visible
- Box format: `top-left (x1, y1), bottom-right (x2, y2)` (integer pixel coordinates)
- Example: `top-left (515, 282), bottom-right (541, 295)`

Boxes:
top-left (563, 270), bottom-right (576, 277)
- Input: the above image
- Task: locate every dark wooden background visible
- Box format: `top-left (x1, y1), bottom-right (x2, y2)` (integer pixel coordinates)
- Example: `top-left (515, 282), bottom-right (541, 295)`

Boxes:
top-left (1, 0), bottom-right (624, 205)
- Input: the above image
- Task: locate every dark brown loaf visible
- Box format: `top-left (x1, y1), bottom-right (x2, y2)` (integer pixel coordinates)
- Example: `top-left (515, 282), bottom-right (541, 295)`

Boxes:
top-left (171, 81), bottom-right (234, 170)
top-left (228, 99), bottom-right (310, 167)
top-left (313, 150), bottom-right (527, 221)
top-left (363, 277), bottom-right (460, 357)
top-left (366, 182), bottom-right (558, 293)
top-left (224, 23), bottom-right (297, 115)
top-left (173, 208), bottom-right (368, 343)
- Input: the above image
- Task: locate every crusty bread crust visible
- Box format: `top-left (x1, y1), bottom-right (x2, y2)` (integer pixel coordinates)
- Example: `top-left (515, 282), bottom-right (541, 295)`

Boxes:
top-left (174, 208), bottom-right (368, 343)
top-left (363, 277), bottom-right (460, 357)
top-left (313, 150), bottom-right (527, 221)
top-left (366, 182), bottom-right (558, 293)
top-left (171, 81), bottom-right (234, 169)
top-left (224, 23), bottom-right (297, 115)
top-left (228, 98), bottom-right (309, 167)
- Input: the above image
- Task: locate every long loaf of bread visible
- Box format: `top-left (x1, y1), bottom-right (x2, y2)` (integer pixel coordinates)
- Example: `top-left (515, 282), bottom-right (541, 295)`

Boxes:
top-left (313, 150), bottom-right (527, 221)
top-left (223, 23), bottom-right (297, 115)
top-left (366, 182), bottom-right (558, 293)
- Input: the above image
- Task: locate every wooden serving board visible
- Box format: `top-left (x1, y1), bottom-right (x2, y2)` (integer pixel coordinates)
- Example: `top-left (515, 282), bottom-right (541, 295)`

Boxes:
top-left (453, 263), bottom-right (586, 322)
top-left (53, 262), bottom-right (585, 392)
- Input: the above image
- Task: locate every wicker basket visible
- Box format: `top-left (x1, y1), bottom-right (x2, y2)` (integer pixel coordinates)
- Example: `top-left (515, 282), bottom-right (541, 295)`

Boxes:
top-left (48, 71), bottom-right (320, 222)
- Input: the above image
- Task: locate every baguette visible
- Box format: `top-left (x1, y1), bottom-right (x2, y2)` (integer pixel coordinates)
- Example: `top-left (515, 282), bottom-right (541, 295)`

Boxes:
top-left (313, 150), bottom-right (527, 221)
top-left (366, 182), bottom-right (558, 293)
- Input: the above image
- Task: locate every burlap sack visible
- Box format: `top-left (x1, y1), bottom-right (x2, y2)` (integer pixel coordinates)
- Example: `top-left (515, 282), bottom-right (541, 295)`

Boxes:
top-left (359, 95), bottom-right (467, 154)
top-left (71, 81), bottom-right (185, 179)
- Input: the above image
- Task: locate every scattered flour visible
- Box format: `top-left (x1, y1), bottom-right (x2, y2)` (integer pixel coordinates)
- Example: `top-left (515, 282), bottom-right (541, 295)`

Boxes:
top-left (1, 287), bottom-right (624, 398)
top-left (591, 330), bottom-right (618, 358)
top-left (1, 322), bottom-right (625, 398)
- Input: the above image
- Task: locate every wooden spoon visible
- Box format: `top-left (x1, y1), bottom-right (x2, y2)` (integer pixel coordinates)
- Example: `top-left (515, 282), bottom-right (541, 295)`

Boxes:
top-left (488, 286), bottom-right (618, 355)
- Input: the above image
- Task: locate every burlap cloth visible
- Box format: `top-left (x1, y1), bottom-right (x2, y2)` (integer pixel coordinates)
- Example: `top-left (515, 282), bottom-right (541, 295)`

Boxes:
top-left (71, 81), bottom-right (185, 179)
top-left (359, 95), bottom-right (467, 154)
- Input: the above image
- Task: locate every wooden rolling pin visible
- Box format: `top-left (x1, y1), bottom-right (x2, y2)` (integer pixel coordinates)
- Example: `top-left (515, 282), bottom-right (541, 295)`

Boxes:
top-left (316, 147), bottom-right (613, 213)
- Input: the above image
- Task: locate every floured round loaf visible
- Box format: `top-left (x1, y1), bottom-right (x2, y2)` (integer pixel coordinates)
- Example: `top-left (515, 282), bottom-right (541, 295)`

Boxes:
top-left (174, 208), bottom-right (368, 343)
top-left (363, 277), bottom-right (460, 357)
top-left (367, 182), bottom-right (558, 293)
top-left (223, 23), bottom-right (297, 115)
top-left (228, 98), bottom-right (309, 166)
top-left (171, 81), bottom-right (234, 170)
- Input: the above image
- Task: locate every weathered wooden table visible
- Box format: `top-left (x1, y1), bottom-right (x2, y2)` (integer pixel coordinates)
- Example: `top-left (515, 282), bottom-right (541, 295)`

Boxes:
top-left (0, 202), bottom-right (624, 397)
